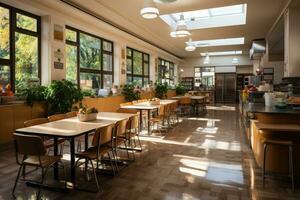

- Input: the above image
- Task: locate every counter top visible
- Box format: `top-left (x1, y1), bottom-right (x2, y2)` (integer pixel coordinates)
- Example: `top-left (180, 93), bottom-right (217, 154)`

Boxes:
top-left (245, 103), bottom-right (300, 115)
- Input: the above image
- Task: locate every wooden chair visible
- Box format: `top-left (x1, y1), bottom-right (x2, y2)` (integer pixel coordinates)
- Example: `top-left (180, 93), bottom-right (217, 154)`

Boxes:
top-left (179, 97), bottom-right (191, 116)
top-left (13, 133), bottom-right (66, 198)
top-left (112, 119), bottom-right (132, 164)
top-left (66, 111), bottom-right (77, 118)
top-left (48, 114), bottom-right (67, 122)
top-left (150, 105), bottom-right (165, 135)
top-left (75, 124), bottom-right (115, 192)
top-left (24, 118), bottom-right (65, 154)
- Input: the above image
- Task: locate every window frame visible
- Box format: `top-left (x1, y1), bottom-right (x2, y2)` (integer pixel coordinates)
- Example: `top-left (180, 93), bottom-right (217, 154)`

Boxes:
top-left (0, 2), bottom-right (41, 91)
top-left (65, 25), bottom-right (114, 89)
top-left (158, 57), bottom-right (174, 85)
top-left (126, 47), bottom-right (150, 86)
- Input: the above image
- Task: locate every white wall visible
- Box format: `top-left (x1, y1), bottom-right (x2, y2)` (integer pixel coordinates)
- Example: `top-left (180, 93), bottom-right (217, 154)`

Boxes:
top-left (260, 54), bottom-right (284, 84)
top-left (2, 0), bottom-right (181, 86)
top-left (179, 55), bottom-right (253, 77)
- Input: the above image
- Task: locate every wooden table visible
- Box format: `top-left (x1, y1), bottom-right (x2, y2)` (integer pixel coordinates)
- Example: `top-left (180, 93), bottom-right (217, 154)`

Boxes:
top-left (172, 96), bottom-right (206, 115)
top-left (15, 112), bottom-right (135, 186)
top-left (120, 100), bottom-right (178, 135)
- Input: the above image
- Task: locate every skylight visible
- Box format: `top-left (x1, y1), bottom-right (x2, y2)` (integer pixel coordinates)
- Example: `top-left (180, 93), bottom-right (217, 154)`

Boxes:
top-left (200, 51), bottom-right (243, 56)
top-left (160, 4), bottom-right (247, 30)
top-left (189, 37), bottom-right (245, 48)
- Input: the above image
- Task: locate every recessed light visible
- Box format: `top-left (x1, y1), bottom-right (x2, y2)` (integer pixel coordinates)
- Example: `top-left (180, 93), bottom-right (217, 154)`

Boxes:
top-left (200, 51), bottom-right (242, 56)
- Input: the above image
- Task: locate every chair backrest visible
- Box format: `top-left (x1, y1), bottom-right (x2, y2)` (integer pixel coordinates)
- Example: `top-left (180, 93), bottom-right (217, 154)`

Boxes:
top-left (179, 97), bottom-right (191, 105)
top-left (24, 118), bottom-right (48, 127)
top-left (14, 133), bottom-right (46, 156)
top-left (127, 114), bottom-right (139, 130)
top-left (48, 114), bottom-right (67, 122)
top-left (115, 119), bottom-right (128, 136)
top-left (66, 111), bottom-right (77, 118)
top-left (92, 124), bottom-right (114, 147)
top-left (158, 105), bottom-right (165, 116)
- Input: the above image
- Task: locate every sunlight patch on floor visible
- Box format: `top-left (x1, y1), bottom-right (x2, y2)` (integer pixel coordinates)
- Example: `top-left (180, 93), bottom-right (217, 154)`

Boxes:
top-left (207, 105), bottom-right (236, 111)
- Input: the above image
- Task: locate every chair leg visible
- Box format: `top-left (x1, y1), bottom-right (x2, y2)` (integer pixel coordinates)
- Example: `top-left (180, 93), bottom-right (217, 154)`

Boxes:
top-left (263, 143), bottom-right (267, 187)
top-left (130, 138), bottom-right (136, 161)
top-left (37, 166), bottom-right (49, 199)
top-left (112, 148), bottom-right (119, 171)
top-left (289, 145), bottom-right (294, 192)
top-left (12, 164), bottom-right (24, 198)
top-left (89, 159), bottom-right (100, 192)
top-left (124, 141), bottom-right (131, 161)
top-left (108, 151), bottom-right (116, 176)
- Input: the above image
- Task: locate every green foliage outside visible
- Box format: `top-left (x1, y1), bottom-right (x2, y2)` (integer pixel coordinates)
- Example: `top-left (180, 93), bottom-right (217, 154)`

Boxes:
top-left (155, 82), bottom-right (168, 99)
top-left (16, 82), bottom-right (47, 106)
top-left (122, 82), bottom-right (141, 102)
top-left (175, 83), bottom-right (187, 95)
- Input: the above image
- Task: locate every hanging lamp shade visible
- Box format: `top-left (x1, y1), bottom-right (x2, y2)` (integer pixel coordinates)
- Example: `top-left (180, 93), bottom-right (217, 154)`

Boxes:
top-left (185, 38), bottom-right (196, 51)
top-left (170, 14), bottom-right (190, 37)
top-left (140, 0), bottom-right (159, 19)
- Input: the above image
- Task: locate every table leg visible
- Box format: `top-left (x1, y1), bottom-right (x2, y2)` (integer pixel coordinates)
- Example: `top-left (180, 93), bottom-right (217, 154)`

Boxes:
top-left (70, 138), bottom-right (76, 184)
top-left (148, 110), bottom-right (151, 136)
top-left (85, 133), bottom-right (89, 170)
top-left (53, 137), bottom-right (58, 180)
top-left (139, 110), bottom-right (143, 132)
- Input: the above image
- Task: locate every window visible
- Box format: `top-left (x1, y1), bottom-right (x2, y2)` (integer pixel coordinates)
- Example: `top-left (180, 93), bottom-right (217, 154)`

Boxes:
top-left (126, 47), bottom-right (149, 87)
top-left (65, 26), bottom-right (114, 91)
top-left (0, 3), bottom-right (41, 92)
top-left (158, 58), bottom-right (174, 86)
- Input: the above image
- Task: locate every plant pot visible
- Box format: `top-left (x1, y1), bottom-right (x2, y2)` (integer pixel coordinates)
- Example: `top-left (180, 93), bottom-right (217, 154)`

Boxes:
top-left (77, 113), bottom-right (98, 122)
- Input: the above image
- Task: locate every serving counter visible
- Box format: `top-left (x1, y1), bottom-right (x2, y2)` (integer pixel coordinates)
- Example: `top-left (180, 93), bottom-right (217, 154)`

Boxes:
top-left (242, 102), bottom-right (300, 175)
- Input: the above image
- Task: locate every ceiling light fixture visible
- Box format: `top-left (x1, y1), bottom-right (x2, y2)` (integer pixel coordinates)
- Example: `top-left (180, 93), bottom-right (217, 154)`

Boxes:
top-left (170, 14), bottom-right (190, 37)
top-left (141, 0), bottom-right (159, 19)
top-left (185, 38), bottom-right (196, 51)
top-left (154, 0), bottom-right (177, 3)
top-left (203, 53), bottom-right (210, 64)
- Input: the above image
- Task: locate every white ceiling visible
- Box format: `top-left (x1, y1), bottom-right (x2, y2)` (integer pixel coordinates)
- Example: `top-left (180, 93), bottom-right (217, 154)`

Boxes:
top-left (65, 0), bottom-right (289, 59)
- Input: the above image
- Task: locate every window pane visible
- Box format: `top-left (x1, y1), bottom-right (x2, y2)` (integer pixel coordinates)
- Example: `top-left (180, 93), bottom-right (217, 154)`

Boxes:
top-left (144, 62), bottom-right (149, 76)
top-left (133, 76), bottom-right (142, 87)
top-left (0, 65), bottom-right (10, 88)
top-left (15, 32), bottom-right (39, 89)
top-left (103, 41), bottom-right (112, 52)
top-left (66, 29), bottom-right (76, 42)
top-left (0, 6), bottom-right (10, 59)
top-left (80, 33), bottom-right (101, 70)
top-left (126, 58), bottom-right (132, 74)
top-left (103, 74), bottom-right (112, 89)
top-left (143, 54), bottom-right (149, 62)
top-left (66, 45), bottom-right (77, 84)
top-left (16, 13), bottom-right (37, 32)
top-left (133, 51), bottom-right (142, 75)
top-left (103, 53), bottom-right (112, 71)
top-left (126, 75), bottom-right (132, 84)
top-left (80, 72), bottom-right (101, 91)
top-left (144, 77), bottom-right (149, 86)
top-left (126, 48), bottom-right (132, 57)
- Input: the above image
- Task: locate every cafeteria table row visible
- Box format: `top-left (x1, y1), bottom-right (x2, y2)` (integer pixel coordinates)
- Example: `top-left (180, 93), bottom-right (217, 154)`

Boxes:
top-left (15, 112), bottom-right (136, 190)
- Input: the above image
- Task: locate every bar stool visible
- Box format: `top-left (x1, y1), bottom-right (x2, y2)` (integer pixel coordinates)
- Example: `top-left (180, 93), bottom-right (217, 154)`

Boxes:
top-left (262, 139), bottom-right (294, 191)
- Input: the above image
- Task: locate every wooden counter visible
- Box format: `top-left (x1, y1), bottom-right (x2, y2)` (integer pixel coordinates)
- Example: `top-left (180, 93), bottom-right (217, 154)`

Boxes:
top-left (0, 103), bottom-right (47, 144)
top-left (247, 106), bottom-right (300, 175)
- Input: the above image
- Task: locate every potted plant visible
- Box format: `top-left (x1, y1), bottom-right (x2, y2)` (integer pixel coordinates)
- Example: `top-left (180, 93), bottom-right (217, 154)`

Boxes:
top-left (44, 80), bottom-right (83, 115)
top-left (77, 105), bottom-right (98, 122)
top-left (175, 83), bottom-right (187, 96)
top-left (155, 82), bottom-right (168, 99)
top-left (122, 83), bottom-right (141, 102)
top-left (15, 82), bottom-right (47, 106)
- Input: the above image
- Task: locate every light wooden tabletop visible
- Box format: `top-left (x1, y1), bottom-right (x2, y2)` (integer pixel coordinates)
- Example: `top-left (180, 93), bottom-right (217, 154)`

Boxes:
top-left (15, 112), bottom-right (135, 138)
top-left (172, 96), bottom-right (205, 100)
top-left (120, 99), bottom-right (177, 110)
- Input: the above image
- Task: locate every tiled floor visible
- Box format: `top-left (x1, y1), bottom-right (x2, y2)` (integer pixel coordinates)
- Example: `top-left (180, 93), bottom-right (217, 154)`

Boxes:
top-left (1, 104), bottom-right (300, 200)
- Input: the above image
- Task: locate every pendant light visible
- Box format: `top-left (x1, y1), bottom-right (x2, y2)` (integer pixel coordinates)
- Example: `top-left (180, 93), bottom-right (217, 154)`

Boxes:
top-left (203, 53), bottom-right (210, 64)
top-left (185, 38), bottom-right (196, 51)
top-left (170, 14), bottom-right (190, 37)
top-left (140, 0), bottom-right (159, 19)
